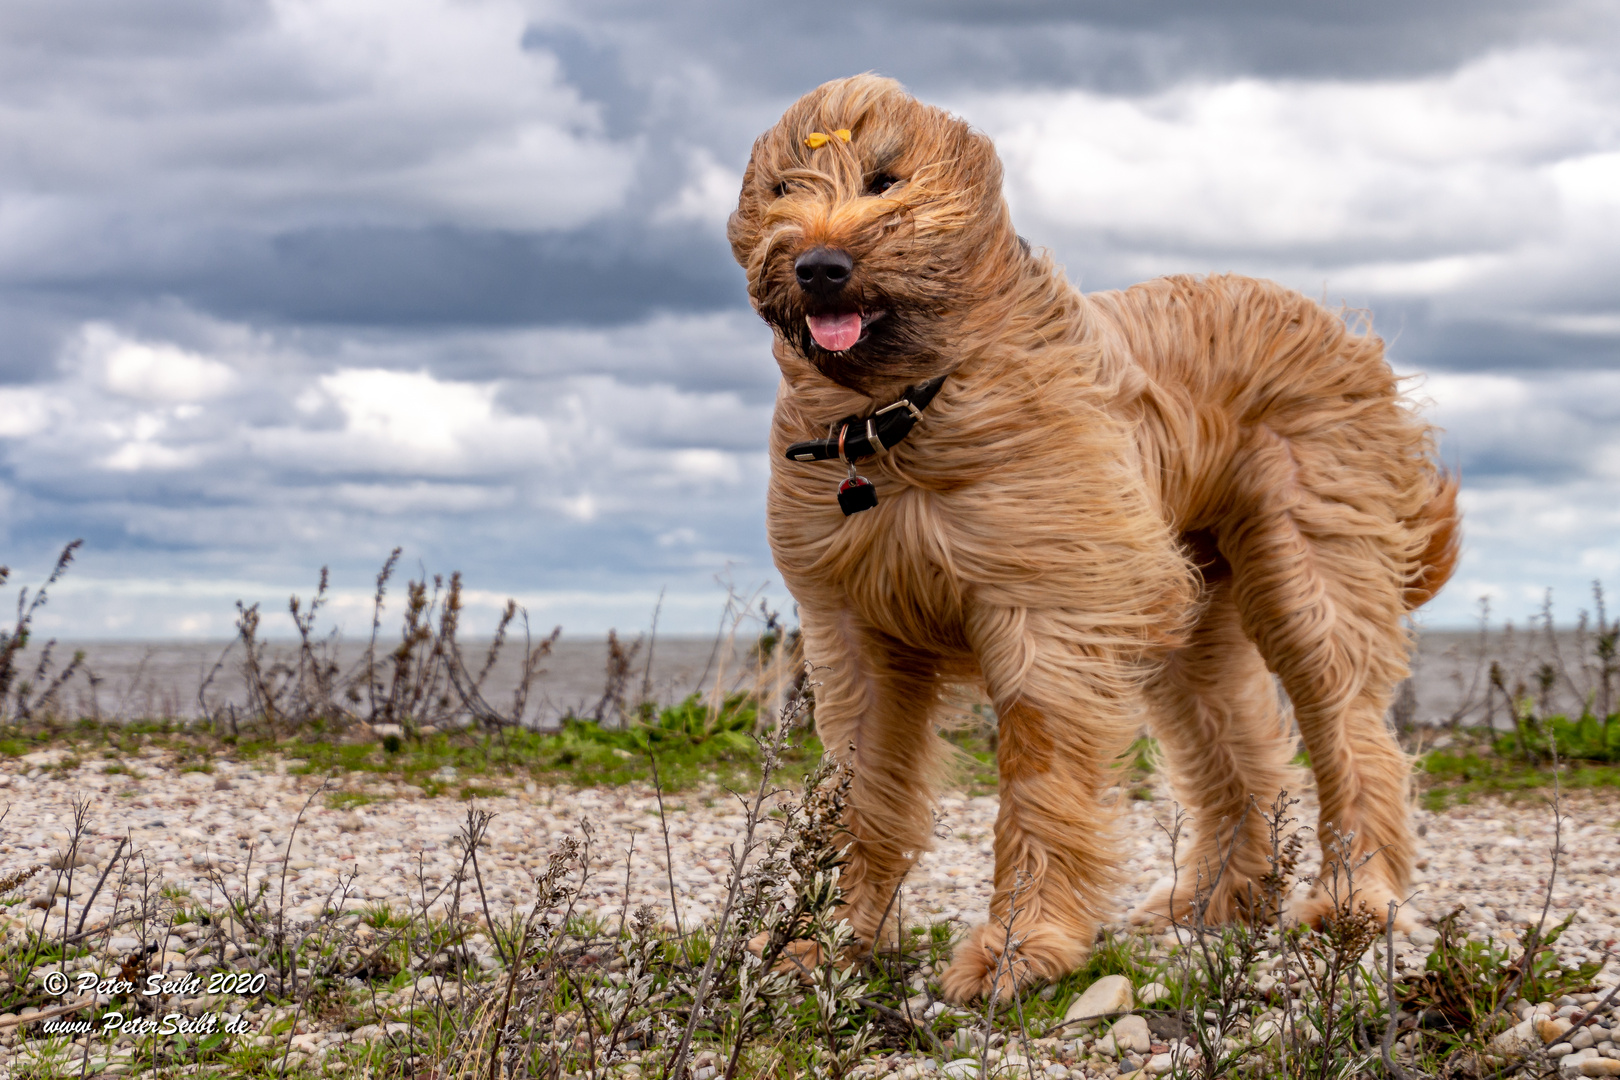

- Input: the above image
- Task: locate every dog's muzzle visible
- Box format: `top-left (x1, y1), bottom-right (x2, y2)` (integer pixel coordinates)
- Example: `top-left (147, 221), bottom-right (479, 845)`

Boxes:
top-left (794, 247), bottom-right (853, 298)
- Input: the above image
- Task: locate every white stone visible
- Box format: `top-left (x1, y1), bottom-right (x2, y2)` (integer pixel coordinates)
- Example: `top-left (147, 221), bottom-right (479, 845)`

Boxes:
top-left (1136, 982), bottom-right (1171, 1005)
top-left (1062, 975), bottom-right (1134, 1027)
top-left (1109, 1016), bottom-right (1153, 1055)
top-left (1495, 1018), bottom-right (1539, 1055)
top-left (1408, 927), bottom-right (1439, 946)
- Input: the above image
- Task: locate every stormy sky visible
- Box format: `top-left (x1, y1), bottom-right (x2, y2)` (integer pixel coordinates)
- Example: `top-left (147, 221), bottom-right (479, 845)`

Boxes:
top-left (1, 0), bottom-right (1617, 637)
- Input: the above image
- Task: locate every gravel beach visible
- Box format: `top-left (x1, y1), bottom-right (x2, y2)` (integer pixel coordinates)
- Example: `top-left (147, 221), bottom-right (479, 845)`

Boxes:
top-left (1, 746), bottom-right (1616, 1076)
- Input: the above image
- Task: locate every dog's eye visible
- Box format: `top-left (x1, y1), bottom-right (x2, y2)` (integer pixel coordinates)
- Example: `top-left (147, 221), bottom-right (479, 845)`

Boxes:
top-left (867, 173), bottom-right (900, 196)
top-left (772, 181), bottom-right (789, 199)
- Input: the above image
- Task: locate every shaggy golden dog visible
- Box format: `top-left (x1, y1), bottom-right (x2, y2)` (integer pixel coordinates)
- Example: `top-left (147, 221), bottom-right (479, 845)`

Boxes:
top-left (727, 74), bottom-right (1460, 1002)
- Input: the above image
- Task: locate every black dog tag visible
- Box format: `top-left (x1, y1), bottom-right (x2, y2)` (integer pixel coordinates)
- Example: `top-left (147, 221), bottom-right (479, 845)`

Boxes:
top-left (837, 475), bottom-right (878, 515)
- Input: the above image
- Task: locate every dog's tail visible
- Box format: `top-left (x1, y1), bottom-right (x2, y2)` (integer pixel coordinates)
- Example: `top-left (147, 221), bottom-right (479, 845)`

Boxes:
top-left (1403, 469), bottom-right (1461, 610)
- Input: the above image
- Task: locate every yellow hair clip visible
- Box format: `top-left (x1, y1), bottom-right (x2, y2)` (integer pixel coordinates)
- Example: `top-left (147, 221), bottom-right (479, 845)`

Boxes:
top-left (804, 129), bottom-right (852, 149)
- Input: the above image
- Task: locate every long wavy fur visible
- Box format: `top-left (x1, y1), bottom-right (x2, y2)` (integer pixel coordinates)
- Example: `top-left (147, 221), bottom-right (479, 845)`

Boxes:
top-left (729, 74), bottom-right (1460, 1001)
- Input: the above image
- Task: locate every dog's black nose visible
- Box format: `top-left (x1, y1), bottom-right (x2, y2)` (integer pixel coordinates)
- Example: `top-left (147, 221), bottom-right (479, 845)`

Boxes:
top-left (794, 247), bottom-right (853, 296)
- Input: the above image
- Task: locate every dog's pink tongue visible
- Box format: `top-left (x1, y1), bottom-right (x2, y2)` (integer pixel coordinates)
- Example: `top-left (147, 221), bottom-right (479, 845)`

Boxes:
top-left (807, 312), bottom-right (862, 352)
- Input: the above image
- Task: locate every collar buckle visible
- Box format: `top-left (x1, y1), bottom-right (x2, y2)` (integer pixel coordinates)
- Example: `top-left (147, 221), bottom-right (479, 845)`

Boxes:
top-left (782, 375), bottom-right (947, 465)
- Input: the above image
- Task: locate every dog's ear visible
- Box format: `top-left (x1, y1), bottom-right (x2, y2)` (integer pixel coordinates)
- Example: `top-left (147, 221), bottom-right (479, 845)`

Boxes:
top-left (728, 154), bottom-right (764, 266)
top-left (727, 208), bottom-right (749, 266)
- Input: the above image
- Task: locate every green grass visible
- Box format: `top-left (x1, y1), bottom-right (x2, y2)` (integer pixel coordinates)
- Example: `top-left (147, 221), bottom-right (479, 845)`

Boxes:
top-left (274, 696), bottom-right (825, 792)
top-left (0, 693), bottom-right (826, 793)
top-left (943, 726), bottom-right (1158, 800)
top-left (1418, 733), bottom-right (1620, 810)
top-left (326, 791), bottom-right (386, 810)
top-left (27, 704), bottom-right (1620, 816)
top-left (1496, 711), bottom-right (1620, 764)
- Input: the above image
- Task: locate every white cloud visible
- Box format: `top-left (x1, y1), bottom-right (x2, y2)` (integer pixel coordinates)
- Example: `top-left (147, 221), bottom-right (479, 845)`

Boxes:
top-left (1537, 312), bottom-right (1620, 336)
top-left (961, 47), bottom-right (1619, 302)
top-left (102, 439), bottom-right (198, 472)
top-left (320, 368), bottom-right (508, 458)
top-left (666, 448), bottom-right (741, 485)
top-left (561, 491), bottom-right (598, 522)
top-left (399, 122), bottom-right (636, 231)
top-left (1550, 151), bottom-right (1620, 208)
top-left (90, 329), bottom-right (237, 403)
top-left (1415, 370), bottom-right (1620, 480)
top-left (655, 150), bottom-right (743, 226)
top-left (334, 481), bottom-right (515, 514)
top-left (1326, 254), bottom-right (1511, 296)
top-left (0, 0), bottom-right (638, 280)
top-left (1418, 371), bottom-right (1529, 414)
top-left (1431, 478), bottom-right (1620, 625)
top-left (0, 388), bottom-right (59, 438)
top-left (0, 316), bottom-right (774, 579)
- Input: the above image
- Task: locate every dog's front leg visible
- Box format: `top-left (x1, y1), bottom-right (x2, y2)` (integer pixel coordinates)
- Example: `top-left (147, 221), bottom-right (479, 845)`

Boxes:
top-left (940, 605), bottom-right (1135, 1004)
top-left (799, 607), bottom-right (950, 955)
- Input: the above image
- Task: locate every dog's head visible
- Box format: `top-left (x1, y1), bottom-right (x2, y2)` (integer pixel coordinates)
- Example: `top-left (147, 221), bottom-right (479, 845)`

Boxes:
top-left (728, 75), bottom-right (1019, 397)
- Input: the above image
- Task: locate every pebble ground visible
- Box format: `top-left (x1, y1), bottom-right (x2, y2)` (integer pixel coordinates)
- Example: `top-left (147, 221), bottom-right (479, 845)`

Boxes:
top-left (0, 745), bottom-right (1616, 1077)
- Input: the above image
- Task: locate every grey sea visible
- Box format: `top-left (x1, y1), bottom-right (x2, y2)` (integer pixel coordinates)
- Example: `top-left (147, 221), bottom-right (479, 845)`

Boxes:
top-left (33, 627), bottom-right (1586, 730)
top-left (43, 635), bottom-right (757, 726)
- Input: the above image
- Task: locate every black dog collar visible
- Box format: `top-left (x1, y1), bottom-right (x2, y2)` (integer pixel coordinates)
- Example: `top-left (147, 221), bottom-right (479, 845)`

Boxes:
top-left (783, 375), bottom-right (948, 464)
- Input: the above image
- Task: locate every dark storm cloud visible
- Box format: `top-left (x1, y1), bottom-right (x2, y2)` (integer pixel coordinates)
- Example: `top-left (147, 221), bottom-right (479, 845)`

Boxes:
top-left (919, 0), bottom-right (1609, 81)
top-left (0, 0), bottom-right (265, 56)
top-left (1391, 315), bottom-right (1620, 375)
top-left (543, 0), bottom-right (1618, 101)
top-left (520, 24), bottom-right (648, 140)
top-left (0, 297), bottom-right (86, 383)
top-left (171, 222), bottom-right (743, 327)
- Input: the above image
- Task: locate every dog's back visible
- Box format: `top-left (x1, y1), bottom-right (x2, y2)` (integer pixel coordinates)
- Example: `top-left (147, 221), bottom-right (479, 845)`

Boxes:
top-left (1090, 272), bottom-right (1459, 608)
top-left (1085, 272), bottom-right (1459, 928)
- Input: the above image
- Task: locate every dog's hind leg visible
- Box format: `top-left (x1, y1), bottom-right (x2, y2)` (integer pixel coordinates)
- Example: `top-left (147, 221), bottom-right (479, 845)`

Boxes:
top-left (939, 605), bottom-right (1138, 1004)
top-left (1132, 575), bottom-right (1303, 928)
top-left (1220, 432), bottom-right (1418, 928)
top-left (800, 608), bottom-right (951, 953)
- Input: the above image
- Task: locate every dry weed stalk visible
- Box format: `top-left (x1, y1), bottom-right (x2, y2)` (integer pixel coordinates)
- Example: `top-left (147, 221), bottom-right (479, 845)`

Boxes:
top-left (0, 541), bottom-right (87, 726)
top-left (210, 552), bottom-right (562, 738)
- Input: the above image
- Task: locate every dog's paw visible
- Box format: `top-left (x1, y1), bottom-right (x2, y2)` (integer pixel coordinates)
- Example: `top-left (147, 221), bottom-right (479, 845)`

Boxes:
top-left (938, 926), bottom-right (1022, 1005)
top-left (1128, 875), bottom-right (1185, 929)
top-left (748, 933), bottom-right (823, 973)
top-left (938, 922), bottom-right (1079, 1005)
top-left (1129, 870), bottom-right (1273, 929)
top-left (1288, 879), bottom-right (1411, 932)
top-left (749, 934), bottom-right (861, 983)
top-left (774, 937), bottom-right (826, 979)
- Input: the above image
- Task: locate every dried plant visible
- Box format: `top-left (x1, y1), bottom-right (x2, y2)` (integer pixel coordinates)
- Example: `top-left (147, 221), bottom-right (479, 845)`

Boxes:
top-left (202, 552), bottom-right (561, 740)
top-left (0, 540), bottom-right (88, 725)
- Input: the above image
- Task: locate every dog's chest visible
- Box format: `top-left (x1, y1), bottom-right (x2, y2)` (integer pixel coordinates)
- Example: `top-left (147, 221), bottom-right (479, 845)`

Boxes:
top-left (769, 481), bottom-right (973, 651)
